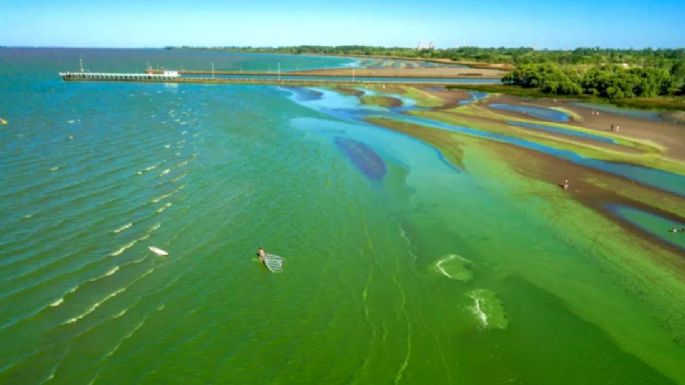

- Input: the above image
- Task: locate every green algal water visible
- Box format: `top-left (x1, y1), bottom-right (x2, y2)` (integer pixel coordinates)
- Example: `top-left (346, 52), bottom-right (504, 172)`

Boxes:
top-left (0, 48), bottom-right (684, 385)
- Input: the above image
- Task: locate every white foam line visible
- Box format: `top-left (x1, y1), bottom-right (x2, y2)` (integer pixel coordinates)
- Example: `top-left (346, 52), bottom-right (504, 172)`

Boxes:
top-left (112, 222), bottom-right (132, 234)
top-left (435, 257), bottom-right (455, 280)
top-left (170, 172), bottom-right (188, 183)
top-left (61, 268), bottom-right (154, 326)
top-left (110, 240), bottom-right (137, 257)
top-left (136, 163), bottom-right (160, 176)
top-left (89, 266), bottom-right (120, 282)
top-left (148, 223), bottom-right (161, 234)
top-left (156, 202), bottom-right (172, 213)
top-left (105, 303), bottom-right (164, 358)
top-left (471, 294), bottom-right (488, 327)
top-left (159, 169), bottom-right (170, 177)
top-left (39, 347), bottom-right (70, 385)
top-left (50, 297), bottom-right (64, 307)
top-left (151, 192), bottom-right (173, 204)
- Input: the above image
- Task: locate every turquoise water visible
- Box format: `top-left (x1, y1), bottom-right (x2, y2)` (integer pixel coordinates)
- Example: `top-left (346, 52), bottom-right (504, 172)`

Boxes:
top-left (376, 113), bottom-right (685, 196)
top-left (1, 48), bottom-right (685, 385)
top-left (507, 121), bottom-right (618, 144)
top-left (489, 103), bottom-right (571, 122)
top-left (607, 205), bottom-right (685, 251)
top-left (458, 91), bottom-right (489, 105)
top-left (571, 102), bottom-right (665, 121)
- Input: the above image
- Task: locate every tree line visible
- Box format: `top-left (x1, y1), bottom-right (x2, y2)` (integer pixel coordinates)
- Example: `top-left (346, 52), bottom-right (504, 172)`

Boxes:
top-left (502, 61), bottom-right (685, 98)
top-left (172, 45), bottom-right (685, 99)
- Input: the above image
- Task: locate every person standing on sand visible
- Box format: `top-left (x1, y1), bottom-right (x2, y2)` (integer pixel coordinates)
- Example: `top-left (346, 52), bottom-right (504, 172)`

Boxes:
top-left (562, 179), bottom-right (570, 190)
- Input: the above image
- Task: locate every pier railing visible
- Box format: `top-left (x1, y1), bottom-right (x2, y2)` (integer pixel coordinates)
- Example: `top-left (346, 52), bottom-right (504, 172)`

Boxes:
top-left (59, 72), bottom-right (501, 86)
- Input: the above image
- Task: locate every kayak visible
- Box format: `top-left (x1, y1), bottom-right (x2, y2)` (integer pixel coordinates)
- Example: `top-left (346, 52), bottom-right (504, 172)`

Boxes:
top-left (263, 254), bottom-right (284, 273)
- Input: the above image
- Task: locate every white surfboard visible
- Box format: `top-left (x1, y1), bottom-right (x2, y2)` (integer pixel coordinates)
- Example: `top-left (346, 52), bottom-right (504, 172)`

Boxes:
top-left (148, 246), bottom-right (168, 256)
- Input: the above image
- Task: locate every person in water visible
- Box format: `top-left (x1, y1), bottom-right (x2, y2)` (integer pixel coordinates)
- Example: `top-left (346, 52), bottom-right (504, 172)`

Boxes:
top-left (258, 247), bottom-right (266, 262)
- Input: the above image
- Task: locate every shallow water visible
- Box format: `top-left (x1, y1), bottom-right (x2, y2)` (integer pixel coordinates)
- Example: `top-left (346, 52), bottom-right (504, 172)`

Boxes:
top-left (379, 113), bottom-right (685, 196)
top-left (1, 48), bottom-right (684, 385)
top-left (507, 120), bottom-right (618, 144)
top-left (571, 101), bottom-right (665, 122)
top-left (489, 103), bottom-right (571, 122)
top-left (607, 205), bottom-right (685, 251)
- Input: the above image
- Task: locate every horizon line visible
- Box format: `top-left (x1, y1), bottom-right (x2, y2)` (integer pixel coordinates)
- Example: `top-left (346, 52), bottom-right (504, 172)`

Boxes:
top-left (2, 45), bottom-right (685, 51)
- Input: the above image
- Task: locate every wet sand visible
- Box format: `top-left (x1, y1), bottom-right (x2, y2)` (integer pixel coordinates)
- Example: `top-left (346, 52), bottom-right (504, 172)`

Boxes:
top-left (358, 85), bottom-right (685, 260)
top-left (489, 94), bottom-right (685, 161)
top-left (368, 115), bottom-right (685, 261)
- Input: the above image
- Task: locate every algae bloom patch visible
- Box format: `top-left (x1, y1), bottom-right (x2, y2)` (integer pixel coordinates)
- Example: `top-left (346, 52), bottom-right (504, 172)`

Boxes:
top-left (468, 289), bottom-right (509, 330)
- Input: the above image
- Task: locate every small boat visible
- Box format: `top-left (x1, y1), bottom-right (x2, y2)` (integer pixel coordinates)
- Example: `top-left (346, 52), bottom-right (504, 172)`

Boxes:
top-left (148, 246), bottom-right (168, 256)
top-left (263, 254), bottom-right (284, 273)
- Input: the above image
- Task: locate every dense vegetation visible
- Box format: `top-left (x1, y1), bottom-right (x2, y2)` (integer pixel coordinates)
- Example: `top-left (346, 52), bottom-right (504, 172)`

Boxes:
top-left (177, 45), bottom-right (685, 66)
top-left (174, 45), bottom-right (685, 101)
top-left (502, 62), bottom-right (685, 98)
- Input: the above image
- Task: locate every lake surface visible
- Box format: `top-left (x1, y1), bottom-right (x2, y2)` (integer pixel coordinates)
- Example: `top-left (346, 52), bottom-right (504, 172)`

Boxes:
top-left (1, 48), bottom-right (684, 385)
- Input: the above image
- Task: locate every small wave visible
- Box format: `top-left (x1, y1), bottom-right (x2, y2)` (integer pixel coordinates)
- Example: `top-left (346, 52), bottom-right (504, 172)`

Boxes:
top-left (89, 266), bottom-right (120, 282)
top-left (109, 239), bottom-right (137, 257)
top-left (23, 213), bottom-right (34, 219)
top-left (137, 163), bottom-right (160, 176)
top-left (62, 287), bottom-right (127, 325)
top-left (151, 189), bottom-right (176, 203)
top-left (50, 297), bottom-right (64, 307)
top-left (112, 308), bottom-right (128, 319)
top-left (164, 144), bottom-right (171, 149)
top-left (170, 172), bottom-right (188, 183)
top-left (159, 169), bottom-right (170, 177)
top-left (181, 130), bottom-right (188, 135)
top-left (62, 268), bottom-right (154, 326)
top-left (144, 222), bottom-right (160, 237)
top-left (112, 222), bottom-right (133, 234)
top-left (49, 166), bottom-right (59, 172)
top-left (156, 202), bottom-right (172, 213)
top-left (106, 303), bottom-right (165, 358)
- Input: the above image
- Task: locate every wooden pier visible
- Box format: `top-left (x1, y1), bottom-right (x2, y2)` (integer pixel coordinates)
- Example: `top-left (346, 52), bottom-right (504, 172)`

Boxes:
top-left (59, 73), bottom-right (495, 87)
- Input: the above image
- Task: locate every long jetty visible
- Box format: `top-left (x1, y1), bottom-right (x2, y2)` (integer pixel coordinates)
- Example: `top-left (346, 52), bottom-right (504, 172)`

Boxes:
top-left (59, 70), bottom-right (500, 86)
top-left (145, 69), bottom-right (500, 79)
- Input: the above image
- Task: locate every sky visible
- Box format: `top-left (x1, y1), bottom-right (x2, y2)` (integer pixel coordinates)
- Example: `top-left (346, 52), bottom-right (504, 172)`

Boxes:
top-left (1, 0), bottom-right (684, 49)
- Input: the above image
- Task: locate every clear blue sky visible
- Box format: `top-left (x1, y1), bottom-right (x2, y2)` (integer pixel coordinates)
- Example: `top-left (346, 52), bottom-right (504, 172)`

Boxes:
top-left (1, 0), bottom-right (683, 49)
